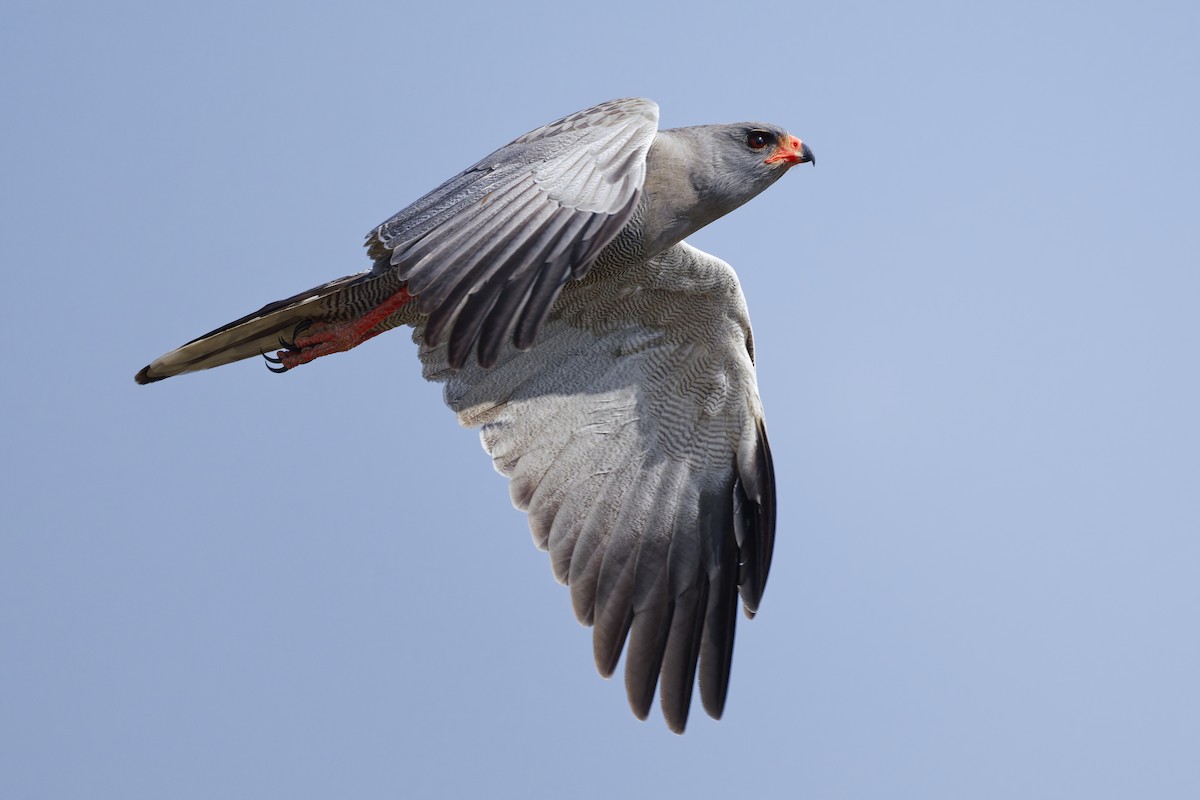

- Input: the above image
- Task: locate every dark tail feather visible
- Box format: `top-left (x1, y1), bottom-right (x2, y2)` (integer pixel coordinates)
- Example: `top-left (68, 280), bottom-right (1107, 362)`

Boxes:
top-left (134, 269), bottom-right (405, 384)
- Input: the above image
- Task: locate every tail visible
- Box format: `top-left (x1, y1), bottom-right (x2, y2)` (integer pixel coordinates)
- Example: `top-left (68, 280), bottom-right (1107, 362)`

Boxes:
top-left (135, 269), bottom-right (408, 384)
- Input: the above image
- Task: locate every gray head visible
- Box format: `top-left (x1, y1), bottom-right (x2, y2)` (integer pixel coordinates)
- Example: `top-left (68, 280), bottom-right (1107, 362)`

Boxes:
top-left (640, 122), bottom-right (814, 256)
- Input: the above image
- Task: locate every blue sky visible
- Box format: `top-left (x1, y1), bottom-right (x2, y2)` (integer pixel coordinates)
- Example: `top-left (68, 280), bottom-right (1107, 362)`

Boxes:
top-left (3, 1), bottom-right (1198, 797)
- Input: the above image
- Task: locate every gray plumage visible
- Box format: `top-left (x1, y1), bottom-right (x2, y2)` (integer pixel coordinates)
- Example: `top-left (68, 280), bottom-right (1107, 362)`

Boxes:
top-left (135, 98), bottom-right (812, 732)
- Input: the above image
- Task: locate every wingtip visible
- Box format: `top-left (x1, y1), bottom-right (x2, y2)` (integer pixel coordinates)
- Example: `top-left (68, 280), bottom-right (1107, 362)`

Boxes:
top-left (665, 714), bottom-right (688, 735)
top-left (703, 700), bottom-right (726, 722)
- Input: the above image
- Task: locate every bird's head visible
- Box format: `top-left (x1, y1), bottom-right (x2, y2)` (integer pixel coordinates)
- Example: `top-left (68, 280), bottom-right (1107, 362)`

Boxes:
top-left (704, 122), bottom-right (814, 201)
top-left (641, 122), bottom-right (813, 255)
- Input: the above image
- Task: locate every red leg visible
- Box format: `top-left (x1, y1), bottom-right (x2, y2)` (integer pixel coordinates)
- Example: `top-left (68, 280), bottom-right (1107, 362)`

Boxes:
top-left (270, 286), bottom-right (412, 371)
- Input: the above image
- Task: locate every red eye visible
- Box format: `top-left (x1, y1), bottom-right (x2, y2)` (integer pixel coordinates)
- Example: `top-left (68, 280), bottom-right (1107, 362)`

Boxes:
top-left (747, 130), bottom-right (771, 150)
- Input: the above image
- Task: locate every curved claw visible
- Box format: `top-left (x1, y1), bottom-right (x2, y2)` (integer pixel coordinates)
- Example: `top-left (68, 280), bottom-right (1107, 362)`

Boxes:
top-left (261, 348), bottom-right (289, 373)
top-left (278, 321), bottom-right (312, 352)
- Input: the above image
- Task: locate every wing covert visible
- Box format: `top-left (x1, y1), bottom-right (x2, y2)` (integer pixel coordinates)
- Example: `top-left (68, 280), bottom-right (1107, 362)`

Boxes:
top-left (366, 98), bottom-right (659, 369)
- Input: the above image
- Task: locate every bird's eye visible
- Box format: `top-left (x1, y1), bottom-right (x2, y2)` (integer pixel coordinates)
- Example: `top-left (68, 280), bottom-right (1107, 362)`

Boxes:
top-left (746, 130), bottom-right (772, 150)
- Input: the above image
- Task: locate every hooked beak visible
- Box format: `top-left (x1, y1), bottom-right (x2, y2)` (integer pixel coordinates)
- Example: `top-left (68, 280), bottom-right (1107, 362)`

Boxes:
top-left (764, 135), bottom-right (815, 167)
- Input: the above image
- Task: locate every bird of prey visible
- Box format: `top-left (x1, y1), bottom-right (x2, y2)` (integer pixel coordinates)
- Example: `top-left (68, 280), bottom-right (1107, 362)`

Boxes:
top-left (135, 98), bottom-right (813, 733)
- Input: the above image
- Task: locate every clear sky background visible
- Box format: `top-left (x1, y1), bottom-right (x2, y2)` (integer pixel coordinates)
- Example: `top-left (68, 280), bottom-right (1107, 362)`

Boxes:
top-left (3, 1), bottom-right (1198, 797)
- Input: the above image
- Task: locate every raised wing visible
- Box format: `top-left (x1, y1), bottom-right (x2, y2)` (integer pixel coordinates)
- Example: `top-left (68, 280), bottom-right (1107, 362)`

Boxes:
top-left (366, 98), bottom-right (659, 369)
top-left (418, 242), bottom-right (776, 732)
